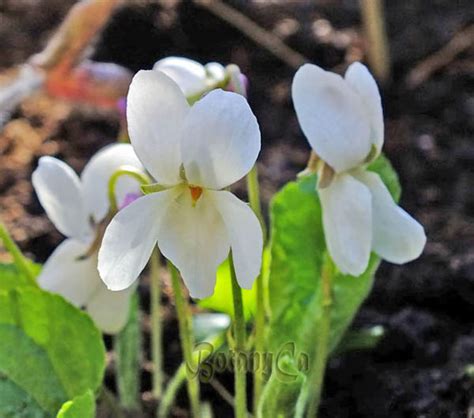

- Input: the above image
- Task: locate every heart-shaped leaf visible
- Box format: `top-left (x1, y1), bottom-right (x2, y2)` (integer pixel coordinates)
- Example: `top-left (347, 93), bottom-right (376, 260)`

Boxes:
top-left (0, 287), bottom-right (105, 417)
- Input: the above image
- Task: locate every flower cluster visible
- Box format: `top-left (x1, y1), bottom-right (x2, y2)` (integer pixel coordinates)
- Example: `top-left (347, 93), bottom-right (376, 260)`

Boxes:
top-left (33, 57), bottom-right (426, 336)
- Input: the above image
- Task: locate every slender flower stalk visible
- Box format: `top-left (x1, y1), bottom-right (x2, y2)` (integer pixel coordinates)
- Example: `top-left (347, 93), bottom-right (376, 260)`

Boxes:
top-left (305, 254), bottom-right (333, 418)
top-left (0, 221), bottom-right (36, 284)
top-left (168, 261), bottom-right (201, 418)
top-left (246, 165), bottom-right (267, 412)
top-left (229, 252), bottom-right (248, 418)
top-left (149, 248), bottom-right (163, 399)
top-left (229, 63), bottom-right (267, 411)
top-left (158, 332), bottom-right (226, 418)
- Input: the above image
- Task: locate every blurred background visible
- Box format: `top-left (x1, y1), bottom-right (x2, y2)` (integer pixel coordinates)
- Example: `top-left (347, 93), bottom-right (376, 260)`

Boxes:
top-left (0, 0), bottom-right (473, 416)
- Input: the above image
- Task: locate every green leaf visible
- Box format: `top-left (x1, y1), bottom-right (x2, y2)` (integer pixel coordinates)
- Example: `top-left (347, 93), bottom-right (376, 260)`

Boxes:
top-left (367, 154), bottom-right (401, 201)
top-left (0, 287), bottom-right (105, 417)
top-left (198, 255), bottom-right (260, 320)
top-left (56, 391), bottom-right (95, 418)
top-left (257, 355), bottom-right (306, 418)
top-left (266, 154), bottom-right (400, 363)
top-left (261, 155), bottom-right (400, 416)
top-left (0, 261), bottom-right (41, 291)
top-left (114, 293), bottom-right (141, 410)
top-left (334, 325), bottom-right (385, 355)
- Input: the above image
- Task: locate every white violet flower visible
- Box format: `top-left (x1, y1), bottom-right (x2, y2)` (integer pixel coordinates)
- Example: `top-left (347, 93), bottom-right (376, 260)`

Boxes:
top-left (32, 144), bottom-right (144, 334)
top-left (98, 70), bottom-right (263, 299)
top-left (292, 62), bottom-right (426, 275)
top-left (153, 56), bottom-right (226, 97)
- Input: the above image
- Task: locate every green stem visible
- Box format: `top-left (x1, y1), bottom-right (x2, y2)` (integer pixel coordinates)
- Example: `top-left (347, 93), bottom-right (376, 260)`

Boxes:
top-left (232, 60), bottom-right (266, 413)
top-left (305, 254), bottom-right (333, 418)
top-left (229, 252), bottom-right (248, 418)
top-left (158, 332), bottom-right (226, 418)
top-left (245, 165), bottom-right (267, 413)
top-left (0, 221), bottom-right (36, 284)
top-left (113, 293), bottom-right (141, 411)
top-left (150, 248), bottom-right (164, 399)
top-left (168, 261), bottom-right (201, 418)
top-left (107, 167), bottom-right (151, 212)
top-left (246, 165), bottom-right (266, 239)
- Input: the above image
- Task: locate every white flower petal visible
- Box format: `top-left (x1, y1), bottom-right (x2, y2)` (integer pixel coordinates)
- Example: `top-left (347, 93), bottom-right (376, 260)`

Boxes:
top-left (158, 188), bottom-right (230, 299)
top-left (345, 62), bottom-right (384, 152)
top-left (81, 143), bottom-right (144, 223)
top-left (354, 170), bottom-right (426, 264)
top-left (86, 282), bottom-right (135, 334)
top-left (319, 174), bottom-right (372, 275)
top-left (38, 238), bottom-right (99, 306)
top-left (153, 56), bottom-right (207, 96)
top-left (181, 89), bottom-right (260, 189)
top-left (208, 190), bottom-right (262, 289)
top-left (98, 189), bottom-right (177, 291)
top-left (32, 156), bottom-right (92, 241)
top-left (127, 70), bottom-right (190, 186)
top-left (205, 62), bottom-right (226, 83)
top-left (292, 64), bottom-right (372, 172)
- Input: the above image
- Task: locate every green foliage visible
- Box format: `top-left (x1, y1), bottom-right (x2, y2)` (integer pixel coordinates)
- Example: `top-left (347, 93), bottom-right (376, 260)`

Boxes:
top-left (367, 154), bottom-right (401, 201)
top-left (114, 293), bottom-right (141, 410)
top-left (0, 261), bottom-right (41, 290)
top-left (198, 248), bottom-right (271, 320)
top-left (261, 155), bottom-right (400, 416)
top-left (199, 258), bottom-right (255, 320)
top-left (257, 355), bottom-right (306, 418)
top-left (56, 391), bottom-right (95, 418)
top-left (0, 287), bottom-right (105, 417)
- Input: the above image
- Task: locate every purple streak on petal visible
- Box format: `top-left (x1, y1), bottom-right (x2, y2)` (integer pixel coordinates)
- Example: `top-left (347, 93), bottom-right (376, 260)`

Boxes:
top-left (226, 73), bottom-right (249, 96)
top-left (116, 97), bottom-right (127, 120)
top-left (238, 73), bottom-right (249, 95)
top-left (119, 192), bottom-right (141, 210)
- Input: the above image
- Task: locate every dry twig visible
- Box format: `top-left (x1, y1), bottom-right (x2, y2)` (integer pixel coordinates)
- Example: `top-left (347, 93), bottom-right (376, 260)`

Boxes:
top-left (406, 25), bottom-right (474, 89)
top-left (194, 0), bottom-right (308, 69)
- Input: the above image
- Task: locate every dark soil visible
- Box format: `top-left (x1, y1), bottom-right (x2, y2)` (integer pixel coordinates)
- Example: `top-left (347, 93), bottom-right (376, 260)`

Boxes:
top-left (1, 1), bottom-right (473, 417)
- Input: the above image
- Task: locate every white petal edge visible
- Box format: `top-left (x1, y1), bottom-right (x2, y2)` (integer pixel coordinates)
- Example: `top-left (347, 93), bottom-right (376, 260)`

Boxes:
top-left (38, 238), bottom-right (100, 306)
top-left (127, 70), bottom-right (190, 186)
top-left (181, 89), bottom-right (261, 190)
top-left (158, 188), bottom-right (230, 299)
top-left (32, 156), bottom-right (92, 241)
top-left (319, 173), bottom-right (372, 275)
top-left (86, 282), bottom-right (135, 334)
top-left (98, 188), bottom-right (177, 291)
top-left (292, 64), bottom-right (372, 172)
top-left (205, 62), bottom-right (226, 83)
top-left (354, 170), bottom-right (426, 264)
top-left (153, 56), bottom-right (207, 96)
top-left (81, 143), bottom-right (144, 223)
top-left (208, 190), bottom-right (263, 289)
top-left (345, 62), bottom-right (384, 152)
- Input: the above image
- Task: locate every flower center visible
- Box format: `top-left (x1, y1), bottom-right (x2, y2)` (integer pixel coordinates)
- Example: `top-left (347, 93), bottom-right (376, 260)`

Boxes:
top-left (189, 186), bottom-right (203, 204)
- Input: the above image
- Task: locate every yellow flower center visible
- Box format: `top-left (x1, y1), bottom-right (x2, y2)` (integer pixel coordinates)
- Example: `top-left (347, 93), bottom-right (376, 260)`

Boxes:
top-left (189, 186), bottom-right (203, 204)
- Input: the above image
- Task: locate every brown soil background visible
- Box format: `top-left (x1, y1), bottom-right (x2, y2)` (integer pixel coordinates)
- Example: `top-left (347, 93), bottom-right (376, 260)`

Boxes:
top-left (1, 1), bottom-right (473, 416)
